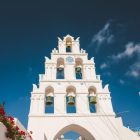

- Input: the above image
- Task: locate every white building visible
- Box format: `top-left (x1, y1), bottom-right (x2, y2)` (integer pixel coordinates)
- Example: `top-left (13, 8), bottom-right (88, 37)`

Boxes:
top-left (0, 118), bottom-right (31, 140)
top-left (27, 35), bottom-right (140, 140)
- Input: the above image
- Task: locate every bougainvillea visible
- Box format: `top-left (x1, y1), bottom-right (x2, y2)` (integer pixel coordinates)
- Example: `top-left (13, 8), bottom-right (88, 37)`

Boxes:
top-left (0, 103), bottom-right (33, 140)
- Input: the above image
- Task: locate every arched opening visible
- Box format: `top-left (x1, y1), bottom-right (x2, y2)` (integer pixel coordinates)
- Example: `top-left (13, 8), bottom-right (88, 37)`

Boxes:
top-left (56, 58), bottom-right (64, 79)
top-left (45, 86), bottom-right (54, 113)
top-left (66, 37), bottom-right (72, 52)
top-left (60, 131), bottom-right (80, 140)
top-left (88, 86), bottom-right (97, 113)
top-left (66, 86), bottom-right (76, 113)
top-left (75, 58), bottom-right (83, 79)
top-left (53, 124), bottom-right (95, 140)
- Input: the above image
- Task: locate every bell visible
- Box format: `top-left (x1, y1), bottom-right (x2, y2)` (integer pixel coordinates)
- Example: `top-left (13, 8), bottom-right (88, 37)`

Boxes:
top-left (67, 96), bottom-right (75, 106)
top-left (66, 42), bottom-right (72, 45)
top-left (76, 65), bottom-right (82, 73)
top-left (89, 96), bottom-right (97, 104)
top-left (46, 96), bottom-right (53, 105)
top-left (58, 65), bottom-right (64, 71)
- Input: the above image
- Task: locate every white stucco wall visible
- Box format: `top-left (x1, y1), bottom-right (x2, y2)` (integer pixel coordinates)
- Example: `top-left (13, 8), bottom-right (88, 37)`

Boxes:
top-left (28, 115), bottom-right (140, 140)
top-left (28, 35), bottom-right (140, 140)
top-left (0, 119), bottom-right (31, 140)
top-left (0, 123), bottom-right (9, 140)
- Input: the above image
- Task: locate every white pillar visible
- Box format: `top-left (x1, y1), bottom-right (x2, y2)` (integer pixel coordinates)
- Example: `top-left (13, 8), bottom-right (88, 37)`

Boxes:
top-left (46, 66), bottom-right (51, 80)
top-left (65, 64), bottom-right (75, 80)
top-left (52, 65), bottom-right (57, 80)
top-left (83, 65), bottom-right (90, 80)
top-left (54, 94), bottom-right (65, 114)
top-left (38, 94), bottom-right (45, 114)
top-left (90, 66), bottom-right (96, 80)
top-left (97, 93), bottom-right (114, 115)
top-left (29, 95), bottom-right (39, 114)
top-left (76, 94), bottom-right (90, 114)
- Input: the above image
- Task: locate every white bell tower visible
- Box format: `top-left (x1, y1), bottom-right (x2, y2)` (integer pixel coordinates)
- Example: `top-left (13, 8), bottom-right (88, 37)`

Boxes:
top-left (28, 35), bottom-right (140, 140)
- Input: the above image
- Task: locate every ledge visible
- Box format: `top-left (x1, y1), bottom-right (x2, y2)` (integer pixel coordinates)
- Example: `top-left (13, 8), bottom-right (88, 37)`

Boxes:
top-left (28, 113), bottom-right (116, 118)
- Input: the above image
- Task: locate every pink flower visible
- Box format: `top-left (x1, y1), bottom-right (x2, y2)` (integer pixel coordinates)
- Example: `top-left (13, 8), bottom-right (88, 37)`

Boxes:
top-left (16, 126), bottom-right (19, 130)
top-left (20, 131), bottom-right (25, 135)
top-left (29, 135), bottom-right (33, 140)
top-left (7, 116), bottom-right (14, 121)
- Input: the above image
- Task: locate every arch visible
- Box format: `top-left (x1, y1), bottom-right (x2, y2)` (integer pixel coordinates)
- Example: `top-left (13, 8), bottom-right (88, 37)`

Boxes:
top-left (45, 86), bottom-right (54, 96)
top-left (63, 35), bottom-right (74, 42)
top-left (75, 58), bottom-right (83, 66)
top-left (66, 85), bottom-right (76, 95)
top-left (66, 37), bottom-right (72, 45)
top-left (53, 124), bottom-right (96, 140)
top-left (57, 57), bottom-right (64, 67)
top-left (88, 86), bottom-right (97, 95)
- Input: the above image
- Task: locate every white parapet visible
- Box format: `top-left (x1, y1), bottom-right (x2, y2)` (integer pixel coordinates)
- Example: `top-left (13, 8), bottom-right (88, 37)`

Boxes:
top-left (0, 118), bottom-right (31, 140)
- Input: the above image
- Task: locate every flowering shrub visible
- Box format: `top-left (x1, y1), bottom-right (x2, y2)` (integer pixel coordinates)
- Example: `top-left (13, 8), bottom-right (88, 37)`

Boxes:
top-left (0, 103), bottom-right (32, 140)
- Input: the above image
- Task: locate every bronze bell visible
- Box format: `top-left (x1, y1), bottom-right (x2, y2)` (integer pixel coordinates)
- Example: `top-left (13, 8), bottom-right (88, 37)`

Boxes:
top-left (67, 96), bottom-right (75, 106)
top-left (46, 96), bottom-right (53, 105)
top-left (58, 65), bottom-right (64, 71)
top-left (76, 66), bottom-right (82, 73)
top-left (66, 46), bottom-right (71, 52)
top-left (89, 96), bottom-right (97, 104)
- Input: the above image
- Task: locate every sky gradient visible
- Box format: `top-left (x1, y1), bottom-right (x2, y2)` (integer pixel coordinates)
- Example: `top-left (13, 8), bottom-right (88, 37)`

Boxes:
top-left (0, 1), bottom-right (140, 139)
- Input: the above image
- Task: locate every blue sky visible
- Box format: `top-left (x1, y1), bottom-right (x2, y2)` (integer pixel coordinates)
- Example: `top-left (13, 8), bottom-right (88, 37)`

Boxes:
top-left (0, 1), bottom-right (140, 139)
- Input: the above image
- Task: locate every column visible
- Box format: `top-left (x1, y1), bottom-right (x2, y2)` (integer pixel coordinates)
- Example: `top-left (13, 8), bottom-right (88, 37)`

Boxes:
top-left (76, 94), bottom-right (90, 114)
top-left (65, 64), bottom-right (75, 80)
top-left (54, 94), bottom-right (66, 114)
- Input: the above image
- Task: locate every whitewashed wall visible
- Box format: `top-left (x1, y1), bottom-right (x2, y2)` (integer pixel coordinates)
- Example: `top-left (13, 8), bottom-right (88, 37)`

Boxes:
top-left (0, 118), bottom-right (31, 140)
top-left (0, 122), bottom-right (9, 140)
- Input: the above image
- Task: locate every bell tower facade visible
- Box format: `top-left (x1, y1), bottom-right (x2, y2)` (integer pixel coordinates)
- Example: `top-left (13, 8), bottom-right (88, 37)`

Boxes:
top-left (28, 35), bottom-right (127, 140)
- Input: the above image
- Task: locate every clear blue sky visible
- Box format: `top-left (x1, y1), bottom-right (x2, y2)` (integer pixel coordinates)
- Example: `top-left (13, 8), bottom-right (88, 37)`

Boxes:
top-left (0, 1), bottom-right (140, 139)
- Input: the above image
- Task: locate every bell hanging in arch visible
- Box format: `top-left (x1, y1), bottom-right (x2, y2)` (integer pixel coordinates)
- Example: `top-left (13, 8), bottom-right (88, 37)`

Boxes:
top-left (76, 65), bottom-right (82, 73)
top-left (89, 96), bottom-right (97, 104)
top-left (67, 96), bottom-right (75, 106)
top-left (58, 65), bottom-right (64, 71)
top-left (66, 45), bottom-right (71, 52)
top-left (46, 96), bottom-right (53, 105)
